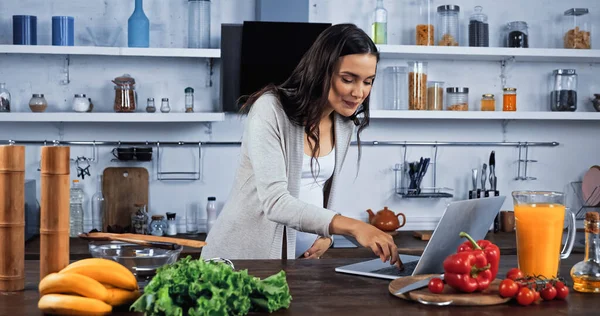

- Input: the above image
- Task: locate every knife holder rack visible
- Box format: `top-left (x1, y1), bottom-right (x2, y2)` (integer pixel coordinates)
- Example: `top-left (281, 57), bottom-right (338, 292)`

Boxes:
top-left (394, 145), bottom-right (453, 199)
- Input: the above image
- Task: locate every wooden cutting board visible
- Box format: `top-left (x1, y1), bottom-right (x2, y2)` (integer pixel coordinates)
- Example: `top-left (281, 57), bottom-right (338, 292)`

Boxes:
top-left (412, 231), bottom-right (432, 241)
top-left (389, 274), bottom-right (510, 306)
top-left (102, 167), bottom-right (149, 232)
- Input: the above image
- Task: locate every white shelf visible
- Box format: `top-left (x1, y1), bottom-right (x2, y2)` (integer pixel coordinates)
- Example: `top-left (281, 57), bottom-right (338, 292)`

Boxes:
top-left (0, 45), bottom-right (220, 58)
top-left (0, 112), bottom-right (225, 123)
top-left (370, 110), bottom-right (600, 121)
top-left (377, 45), bottom-right (600, 63)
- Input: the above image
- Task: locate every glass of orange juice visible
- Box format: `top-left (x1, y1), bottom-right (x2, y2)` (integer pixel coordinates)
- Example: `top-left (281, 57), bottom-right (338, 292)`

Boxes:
top-left (512, 191), bottom-right (576, 278)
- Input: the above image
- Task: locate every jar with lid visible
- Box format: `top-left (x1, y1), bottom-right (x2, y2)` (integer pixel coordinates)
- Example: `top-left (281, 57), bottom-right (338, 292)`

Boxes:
top-left (502, 88), bottom-right (517, 111)
top-left (0, 83), bottom-right (11, 112)
top-left (407, 61), bottom-right (428, 110)
top-left (563, 8), bottom-right (591, 49)
top-left (72, 94), bottom-right (90, 112)
top-left (427, 81), bottom-right (444, 111)
top-left (469, 6), bottom-right (489, 47)
top-left (160, 98), bottom-right (171, 113)
top-left (550, 69), bottom-right (577, 112)
top-left (185, 87), bottom-right (194, 113)
top-left (383, 66), bottom-right (408, 110)
top-left (166, 212), bottom-right (177, 236)
top-left (437, 5), bottom-right (460, 46)
top-left (480, 94), bottom-right (495, 111)
top-left (206, 197), bottom-right (217, 233)
top-left (506, 21), bottom-right (529, 48)
top-left (446, 87), bottom-right (469, 111)
top-left (29, 94), bottom-right (48, 112)
top-left (112, 74), bottom-right (137, 112)
top-left (416, 0), bottom-right (434, 46)
top-left (188, 0), bottom-right (211, 48)
top-left (149, 215), bottom-right (168, 236)
top-left (146, 97), bottom-right (156, 113)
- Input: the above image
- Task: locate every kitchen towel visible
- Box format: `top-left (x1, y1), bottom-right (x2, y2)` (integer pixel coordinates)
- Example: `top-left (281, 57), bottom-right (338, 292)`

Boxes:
top-left (12, 15), bottom-right (37, 45)
top-left (52, 16), bottom-right (75, 46)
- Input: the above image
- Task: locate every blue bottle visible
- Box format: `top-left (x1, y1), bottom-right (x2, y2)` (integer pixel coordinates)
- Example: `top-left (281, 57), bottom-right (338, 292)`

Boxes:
top-left (128, 0), bottom-right (150, 47)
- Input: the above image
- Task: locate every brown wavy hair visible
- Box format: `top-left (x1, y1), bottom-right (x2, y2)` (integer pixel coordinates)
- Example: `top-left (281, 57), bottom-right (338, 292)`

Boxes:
top-left (240, 23), bottom-right (379, 176)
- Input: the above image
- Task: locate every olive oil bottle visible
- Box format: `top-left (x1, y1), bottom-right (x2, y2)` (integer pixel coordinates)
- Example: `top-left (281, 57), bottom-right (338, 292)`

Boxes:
top-left (371, 0), bottom-right (387, 44)
top-left (570, 211), bottom-right (600, 293)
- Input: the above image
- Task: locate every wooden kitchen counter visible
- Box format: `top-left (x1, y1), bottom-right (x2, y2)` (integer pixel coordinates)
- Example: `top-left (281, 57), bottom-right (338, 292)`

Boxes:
top-left (1, 255), bottom-right (598, 315)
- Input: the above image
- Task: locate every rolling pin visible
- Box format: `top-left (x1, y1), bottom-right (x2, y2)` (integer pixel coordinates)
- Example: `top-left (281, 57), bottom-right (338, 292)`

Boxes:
top-left (82, 232), bottom-right (206, 248)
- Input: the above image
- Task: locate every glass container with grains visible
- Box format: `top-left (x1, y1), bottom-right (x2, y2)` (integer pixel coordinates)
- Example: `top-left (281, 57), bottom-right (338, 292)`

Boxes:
top-left (427, 81), bottom-right (444, 110)
top-left (446, 87), bottom-right (469, 111)
top-left (416, 0), bottom-right (434, 46)
top-left (408, 61), bottom-right (428, 110)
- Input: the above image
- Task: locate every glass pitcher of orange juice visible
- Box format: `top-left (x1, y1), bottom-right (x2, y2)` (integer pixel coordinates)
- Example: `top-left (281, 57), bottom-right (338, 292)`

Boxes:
top-left (512, 191), bottom-right (576, 278)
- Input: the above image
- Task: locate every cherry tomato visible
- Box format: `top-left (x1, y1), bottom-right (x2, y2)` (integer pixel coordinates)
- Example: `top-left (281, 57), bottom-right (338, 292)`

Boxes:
top-left (554, 281), bottom-right (566, 289)
top-left (533, 289), bottom-right (540, 302)
top-left (556, 284), bottom-right (569, 300)
top-left (540, 284), bottom-right (557, 301)
top-left (506, 268), bottom-right (524, 281)
top-left (499, 279), bottom-right (519, 298)
top-left (428, 277), bottom-right (444, 294)
top-left (516, 287), bottom-right (535, 306)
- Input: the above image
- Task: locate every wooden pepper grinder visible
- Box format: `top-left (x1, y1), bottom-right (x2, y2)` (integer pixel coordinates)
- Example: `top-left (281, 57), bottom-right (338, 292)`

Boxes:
top-left (0, 145), bottom-right (25, 291)
top-left (40, 146), bottom-right (70, 281)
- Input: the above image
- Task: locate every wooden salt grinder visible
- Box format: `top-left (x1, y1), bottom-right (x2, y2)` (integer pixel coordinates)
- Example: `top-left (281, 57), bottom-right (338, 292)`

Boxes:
top-left (40, 146), bottom-right (70, 281)
top-left (0, 145), bottom-right (25, 291)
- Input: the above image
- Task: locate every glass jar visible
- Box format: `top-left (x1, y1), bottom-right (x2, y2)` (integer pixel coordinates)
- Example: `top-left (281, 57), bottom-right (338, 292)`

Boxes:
top-left (112, 74), bottom-right (136, 112)
top-left (0, 83), bottom-right (11, 112)
top-left (188, 0), bottom-right (211, 48)
top-left (72, 94), bottom-right (90, 112)
top-left (437, 5), bottom-right (460, 46)
top-left (407, 61), bottom-right (428, 110)
top-left (427, 81), bottom-right (444, 111)
top-left (29, 94), bottom-right (48, 112)
top-left (149, 215), bottom-right (168, 236)
top-left (131, 204), bottom-right (149, 234)
top-left (446, 87), bottom-right (469, 111)
top-left (550, 69), bottom-right (577, 112)
top-left (160, 98), bottom-right (171, 113)
top-left (166, 212), bottom-right (177, 236)
top-left (185, 87), bottom-right (194, 113)
top-left (146, 97), bottom-right (156, 113)
top-left (469, 6), bottom-right (489, 47)
top-left (506, 21), bottom-right (529, 48)
top-left (416, 0), bottom-right (434, 46)
top-left (502, 88), bottom-right (517, 111)
top-left (383, 66), bottom-right (408, 110)
top-left (563, 8), bottom-right (591, 49)
top-left (480, 94), bottom-right (495, 111)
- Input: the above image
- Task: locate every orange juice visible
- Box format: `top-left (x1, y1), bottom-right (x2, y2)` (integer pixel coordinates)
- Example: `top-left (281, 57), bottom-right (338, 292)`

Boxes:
top-left (514, 203), bottom-right (565, 278)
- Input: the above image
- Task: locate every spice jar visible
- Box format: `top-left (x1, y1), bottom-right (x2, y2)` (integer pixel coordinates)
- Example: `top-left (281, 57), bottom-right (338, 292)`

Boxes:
top-left (563, 8), bottom-right (591, 49)
top-left (408, 61), bottom-right (428, 110)
top-left (469, 6), bottom-right (489, 47)
top-left (112, 74), bottom-right (137, 112)
top-left (160, 98), bottom-right (171, 113)
top-left (0, 83), bottom-right (11, 112)
top-left (72, 94), bottom-right (90, 112)
top-left (550, 69), bottom-right (577, 112)
top-left (480, 94), bottom-right (495, 111)
top-left (185, 87), bottom-right (194, 113)
top-left (29, 94), bottom-right (48, 112)
top-left (149, 215), bottom-right (168, 236)
top-left (446, 87), bottom-right (469, 111)
top-left (502, 88), bottom-right (517, 111)
top-left (146, 98), bottom-right (156, 113)
top-left (437, 5), bottom-right (460, 46)
top-left (166, 212), bottom-right (177, 236)
top-left (416, 0), bottom-right (434, 46)
top-left (427, 81), bottom-right (444, 111)
top-left (506, 21), bottom-right (529, 48)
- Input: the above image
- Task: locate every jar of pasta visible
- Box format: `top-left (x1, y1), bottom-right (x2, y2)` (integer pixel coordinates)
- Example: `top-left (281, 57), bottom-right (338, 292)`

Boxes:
top-left (437, 5), bottom-right (460, 46)
top-left (503, 88), bottom-right (517, 111)
top-left (446, 87), bottom-right (469, 111)
top-left (480, 94), bottom-right (495, 111)
top-left (416, 0), bottom-right (434, 46)
top-left (408, 61), bottom-right (428, 110)
top-left (563, 8), bottom-right (591, 49)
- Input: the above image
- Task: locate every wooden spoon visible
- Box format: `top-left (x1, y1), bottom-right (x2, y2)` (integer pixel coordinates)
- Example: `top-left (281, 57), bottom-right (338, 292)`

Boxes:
top-left (79, 232), bottom-right (207, 249)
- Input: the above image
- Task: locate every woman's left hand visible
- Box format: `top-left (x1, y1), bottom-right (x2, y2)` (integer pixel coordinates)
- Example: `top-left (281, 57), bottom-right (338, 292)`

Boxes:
top-left (303, 237), bottom-right (333, 259)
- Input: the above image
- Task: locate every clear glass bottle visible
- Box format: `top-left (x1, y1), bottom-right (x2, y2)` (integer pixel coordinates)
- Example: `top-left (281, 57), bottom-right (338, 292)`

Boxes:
top-left (570, 211), bottom-right (600, 293)
top-left (149, 215), bottom-right (168, 236)
top-left (469, 6), bottom-right (489, 47)
top-left (480, 94), bottom-right (495, 111)
top-left (69, 179), bottom-right (85, 237)
top-left (0, 83), bottom-right (11, 112)
top-left (371, 0), bottom-right (387, 44)
top-left (91, 175), bottom-right (104, 232)
top-left (166, 212), bottom-right (177, 236)
top-left (188, 0), bottom-right (211, 48)
top-left (426, 81), bottom-right (444, 111)
top-left (407, 61), bottom-right (428, 110)
top-left (437, 5), bottom-right (460, 46)
top-left (506, 21), bottom-right (529, 48)
top-left (185, 87), bottom-right (194, 113)
top-left (160, 97), bottom-right (171, 113)
top-left (416, 0), bottom-right (434, 46)
top-left (206, 197), bottom-right (217, 234)
top-left (446, 87), bottom-right (469, 111)
top-left (502, 88), bottom-right (517, 111)
top-left (563, 8), bottom-right (591, 49)
top-left (146, 97), bottom-right (156, 113)
top-left (550, 69), bottom-right (577, 112)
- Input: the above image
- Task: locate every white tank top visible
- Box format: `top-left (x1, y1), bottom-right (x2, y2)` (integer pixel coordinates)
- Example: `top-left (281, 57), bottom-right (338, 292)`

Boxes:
top-left (295, 147), bottom-right (335, 258)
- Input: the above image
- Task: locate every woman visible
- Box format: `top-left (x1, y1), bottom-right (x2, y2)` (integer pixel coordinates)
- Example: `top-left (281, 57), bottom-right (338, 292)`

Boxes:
top-left (202, 23), bottom-right (399, 266)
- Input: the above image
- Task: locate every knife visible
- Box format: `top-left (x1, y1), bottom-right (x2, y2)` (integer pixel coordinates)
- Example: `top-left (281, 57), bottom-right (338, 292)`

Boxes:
top-left (481, 163), bottom-right (488, 197)
top-left (394, 275), bottom-right (445, 295)
top-left (489, 151), bottom-right (500, 233)
top-left (469, 168), bottom-right (478, 199)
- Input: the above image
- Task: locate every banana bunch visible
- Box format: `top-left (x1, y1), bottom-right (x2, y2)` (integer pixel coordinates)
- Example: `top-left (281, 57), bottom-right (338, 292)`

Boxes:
top-left (38, 258), bottom-right (141, 315)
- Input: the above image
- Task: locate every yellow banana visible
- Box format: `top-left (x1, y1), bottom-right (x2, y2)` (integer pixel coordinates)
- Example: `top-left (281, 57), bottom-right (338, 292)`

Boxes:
top-left (105, 288), bottom-right (141, 306)
top-left (101, 283), bottom-right (115, 289)
top-left (38, 294), bottom-right (112, 315)
top-left (39, 273), bottom-right (109, 302)
top-left (59, 258), bottom-right (138, 291)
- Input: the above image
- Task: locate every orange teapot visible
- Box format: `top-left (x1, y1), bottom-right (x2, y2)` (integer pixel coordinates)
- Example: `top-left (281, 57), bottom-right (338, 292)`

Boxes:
top-left (366, 206), bottom-right (406, 232)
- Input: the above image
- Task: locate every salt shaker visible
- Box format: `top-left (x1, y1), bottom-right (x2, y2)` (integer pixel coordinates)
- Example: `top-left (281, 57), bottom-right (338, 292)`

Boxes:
top-left (166, 212), bottom-right (177, 236)
top-left (160, 98), bottom-right (171, 113)
top-left (206, 196), bottom-right (217, 233)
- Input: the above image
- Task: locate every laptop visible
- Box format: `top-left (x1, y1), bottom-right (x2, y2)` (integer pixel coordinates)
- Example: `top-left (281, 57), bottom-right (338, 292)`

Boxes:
top-left (334, 196), bottom-right (506, 280)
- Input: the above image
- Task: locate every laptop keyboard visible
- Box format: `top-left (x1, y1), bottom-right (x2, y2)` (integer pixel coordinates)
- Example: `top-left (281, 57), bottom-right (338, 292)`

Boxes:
top-left (370, 261), bottom-right (418, 277)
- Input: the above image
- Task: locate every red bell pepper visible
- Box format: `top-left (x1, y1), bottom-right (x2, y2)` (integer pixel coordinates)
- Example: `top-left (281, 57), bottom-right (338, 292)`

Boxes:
top-left (443, 248), bottom-right (493, 293)
top-left (456, 231), bottom-right (500, 280)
